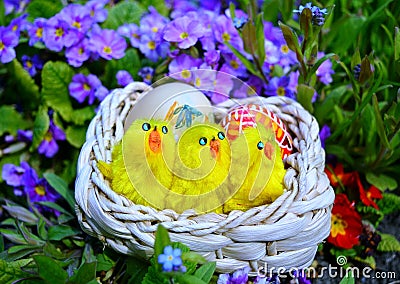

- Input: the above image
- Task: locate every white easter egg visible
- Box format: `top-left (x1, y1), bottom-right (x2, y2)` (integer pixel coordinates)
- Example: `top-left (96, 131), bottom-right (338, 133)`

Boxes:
top-left (124, 82), bottom-right (214, 138)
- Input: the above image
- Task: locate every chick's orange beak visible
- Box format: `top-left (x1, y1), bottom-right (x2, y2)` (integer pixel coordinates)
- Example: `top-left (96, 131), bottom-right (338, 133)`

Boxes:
top-left (210, 138), bottom-right (220, 159)
top-left (149, 130), bottom-right (161, 153)
top-left (264, 142), bottom-right (274, 160)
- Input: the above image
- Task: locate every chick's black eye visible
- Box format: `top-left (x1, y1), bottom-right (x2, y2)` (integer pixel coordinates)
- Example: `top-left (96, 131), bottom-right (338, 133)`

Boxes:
top-left (217, 131), bottom-right (225, 140)
top-left (162, 126), bottom-right (168, 134)
top-left (199, 137), bottom-right (207, 146)
top-left (257, 141), bottom-right (264, 150)
top-left (142, 123), bottom-right (151, 131)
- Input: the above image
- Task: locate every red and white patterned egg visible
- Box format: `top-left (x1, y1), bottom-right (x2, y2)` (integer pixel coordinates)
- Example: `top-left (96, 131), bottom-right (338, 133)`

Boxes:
top-left (220, 103), bottom-right (293, 159)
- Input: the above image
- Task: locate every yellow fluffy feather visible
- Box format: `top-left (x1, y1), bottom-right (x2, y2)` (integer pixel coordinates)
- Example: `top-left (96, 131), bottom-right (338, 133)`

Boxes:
top-left (169, 123), bottom-right (231, 213)
top-left (98, 119), bottom-right (175, 208)
top-left (223, 125), bottom-right (286, 213)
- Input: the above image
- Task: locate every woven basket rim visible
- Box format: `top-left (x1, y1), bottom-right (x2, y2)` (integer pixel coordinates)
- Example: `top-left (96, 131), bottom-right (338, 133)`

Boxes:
top-left (75, 81), bottom-right (335, 273)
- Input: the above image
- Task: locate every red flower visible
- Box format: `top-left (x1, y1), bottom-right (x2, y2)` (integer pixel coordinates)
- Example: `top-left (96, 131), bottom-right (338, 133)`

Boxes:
top-left (327, 194), bottom-right (363, 249)
top-left (355, 173), bottom-right (383, 210)
top-left (325, 163), bottom-right (354, 187)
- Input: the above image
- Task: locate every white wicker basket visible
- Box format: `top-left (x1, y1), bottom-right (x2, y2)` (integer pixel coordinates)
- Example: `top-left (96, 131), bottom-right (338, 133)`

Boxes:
top-left (75, 81), bottom-right (335, 274)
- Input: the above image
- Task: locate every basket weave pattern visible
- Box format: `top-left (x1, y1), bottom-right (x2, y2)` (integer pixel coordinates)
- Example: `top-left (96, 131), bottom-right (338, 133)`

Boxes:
top-left (75, 82), bottom-right (335, 273)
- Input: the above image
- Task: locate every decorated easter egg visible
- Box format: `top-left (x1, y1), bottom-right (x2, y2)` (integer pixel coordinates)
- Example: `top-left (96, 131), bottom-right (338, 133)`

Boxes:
top-left (220, 103), bottom-right (293, 159)
top-left (124, 82), bottom-right (214, 139)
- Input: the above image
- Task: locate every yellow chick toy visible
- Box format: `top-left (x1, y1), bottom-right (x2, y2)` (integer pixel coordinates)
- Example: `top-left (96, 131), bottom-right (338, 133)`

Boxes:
top-left (223, 125), bottom-right (286, 213)
top-left (98, 119), bottom-right (175, 208)
top-left (168, 123), bottom-right (231, 214)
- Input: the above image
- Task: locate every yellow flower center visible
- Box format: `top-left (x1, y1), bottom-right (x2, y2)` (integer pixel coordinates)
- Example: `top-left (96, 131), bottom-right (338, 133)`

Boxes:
top-left (145, 74), bottom-right (152, 81)
top-left (152, 27), bottom-right (159, 33)
top-left (331, 214), bottom-right (348, 238)
top-left (26, 60), bottom-right (33, 68)
top-left (44, 132), bottom-right (53, 142)
top-left (132, 33), bottom-right (139, 39)
top-left (195, 77), bottom-right (201, 87)
top-left (78, 47), bottom-right (84, 55)
top-left (55, 27), bottom-right (64, 37)
top-left (230, 60), bottom-right (239, 69)
top-left (0, 41), bottom-right (4, 51)
top-left (222, 32), bottom-right (231, 42)
top-left (72, 21), bottom-right (81, 29)
top-left (280, 45), bottom-right (289, 54)
top-left (147, 41), bottom-right (156, 50)
top-left (181, 69), bottom-right (191, 79)
top-left (277, 87), bottom-right (286, 96)
top-left (103, 46), bottom-right (112, 54)
top-left (36, 27), bottom-right (43, 38)
top-left (180, 32), bottom-right (189, 39)
top-left (83, 83), bottom-right (91, 91)
top-left (35, 185), bottom-right (46, 196)
top-left (12, 25), bottom-right (18, 32)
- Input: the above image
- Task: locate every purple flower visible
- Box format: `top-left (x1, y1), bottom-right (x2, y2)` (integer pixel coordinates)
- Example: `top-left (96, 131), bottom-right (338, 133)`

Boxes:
top-left (316, 52), bottom-right (334, 85)
top-left (17, 129), bottom-right (33, 142)
top-left (65, 38), bottom-right (91, 67)
top-left (0, 26), bottom-right (19, 63)
top-left (220, 52), bottom-right (247, 77)
top-left (22, 165), bottom-right (59, 204)
top-left (264, 76), bottom-right (295, 99)
top-left (138, 67), bottom-right (154, 84)
top-left (291, 269), bottom-right (311, 284)
top-left (213, 15), bottom-right (243, 51)
top-left (319, 124), bottom-right (331, 148)
top-left (116, 70), bottom-right (134, 87)
top-left (69, 73), bottom-right (108, 104)
top-left (217, 266), bottom-right (250, 284)
top-left (234, 75), bottom-right (263, 98)
top-left (85, 0), bottom-right (108, 23)
top-left (288, 70), bottom-right (300, 94)
top-left (4, 0), bottom-right (30, 15)
top-left (118, 23), bottom-right (141, 48)
top-left (140, 6), bottom-right (169, 41)
top-left (170, 0), bottom-right (198, 19)
top-left (193, 68), bottom-right (216, 89)
top-left (168, 54), bottom-right (202, 82)
top-left (8, 14), bottom-right (28, 35)
top-left (157, 245), bottom-right (185, 272)
top-left (27, 18), bottom-right (46, 46)
top-left (2, 163), bottom-right (26, 187)
top-left (263, 40), bottom-right (280, 66)
top-left (21, 54), bottom-right (43, 77)
top-left (59, 4), bottom-right (92, 38)
top-left (38, 120), bottom-right (66, 158)
top-left (208, 71), bottom-right (234, 104)
top-left (254, 274), bottom-right (281, 284)
top-left (43, 16), bottom-right (79, 52)
top-left (163, 16), bottom-right (204, 49)
top-left (90, 28), bottom-right (127, 60)
top-left (198, 11), bottom-right (217, 51)
top-left (204, 49), bottom-right (220, 66)
top-left (139, 33), bottom-right (169, 62)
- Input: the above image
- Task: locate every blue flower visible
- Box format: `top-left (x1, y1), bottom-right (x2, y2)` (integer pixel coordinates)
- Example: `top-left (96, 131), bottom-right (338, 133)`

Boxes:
top-left (319, 124), bottom-right (331, 149)
top-left (293, 3), bottom-right (328, 26)
top-left (21, 54), bottom-right (43, 77)
top-left (116, 70), bottom-right (134, 87)
top-left (157, 245), bottom-right (184, 272)
top-left (138, 66), bottom-right (154, 84)
top-left (264, 76), bottom-right (295, 99)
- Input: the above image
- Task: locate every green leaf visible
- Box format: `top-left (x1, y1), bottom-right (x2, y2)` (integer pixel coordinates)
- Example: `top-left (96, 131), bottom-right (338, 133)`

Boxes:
top-left (125, 257), bottom-right (149, 284)
top-left (339, 270), bottom-right (355, 284)
top-left (68, 262), bottom-right (97, 284)
top-left (26, 0), bottom-right (63, 19)
top-left (36, 201), bottom-right (74, 218)
top-left (366, 172), bottom-right (397, 191)
top-left (351, 48), bottom-right (361, 70)
top-left (255, 13), bottom-right (266, 62)
top-left (154, 225), bottom-right (171, 260)
top-left (71, 106), bottom-right (95, 126)
top-left (103, 1), bottom-right (145, 29)
top-left (0, 258), bottom-right (31, 284)
top-left (31, 105), bottom-right (50, 150)
top-left (138, 0), bottom-right (169, 16)
top-left (0, 106), bottom-right (31, 137)
top-left (0, 229), bottom-right (28, 245)
top-left (278, 22), bottom-right (302, 57)
top-left (0, 1), bottom-right (5, 26)
top-left (376, 193), bottom-right (400, 215)
top-left (96, 253), bottom-right (115, 272)
top-left (43, 173), bottom-right (75, 209)
top-left (6, 60), bottom-right (40, 111)
top-left (359, 56), bottom-right (373, 85)
top-left (296, 84), bottom-right (315, 113)
top-left (354, 256), bottom-right (376, 269)
top-left (65, 126), bottom-right (87, 148)
top-left (2, 204), bottom-right (39, 225)
top-left (47, 225), bottom-right (80, 241)
top-left (300, 7), bottom-right (313, 47)
top-left (194, 262), bottom-right (216, 283)
top-left (37, 218), bottom-right (47, 240)
top-left (34, 255), bottom-right (68, 284)
top-left (308, 53), bottom-right (339, 82)
top-left (262, 0), bottom-right (279, 22)
top-left (41, 61), bottom-right (75, 123)
top-left (181, 252), bottom-right (206, 265)
top-left (242, 20), bottom-right (257, 56)
top-left (225, 42), bottom-right (260, 76)
top-left (395, 27), bottom-right (400, 62)
top-left (175, 274), bottom-right (208, 284)
top-left (372, 94), bottom-right (391, 149)
top-left (377, 233), bottom-right (400, 252)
